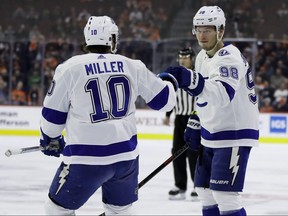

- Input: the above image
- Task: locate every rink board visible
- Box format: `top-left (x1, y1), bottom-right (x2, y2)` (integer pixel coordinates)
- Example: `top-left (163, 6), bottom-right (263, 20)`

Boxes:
top-left (0, 106), bottom-right (288, 144)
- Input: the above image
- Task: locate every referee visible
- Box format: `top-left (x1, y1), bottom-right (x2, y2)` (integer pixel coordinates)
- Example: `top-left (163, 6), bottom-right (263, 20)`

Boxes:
top-left (163, 47), bottom-right (198, 200)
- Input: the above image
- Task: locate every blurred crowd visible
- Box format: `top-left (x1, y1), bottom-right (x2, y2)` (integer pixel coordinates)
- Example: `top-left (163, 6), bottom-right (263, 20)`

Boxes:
top-left (0, 0), bottom-right (287, 112)
top-left (0, 0), bottom-right (287, 42)
top-left (254, 42), bottom-right (288, 112)
top-left (0, 0), bottom-right (181, 43)
top-left (196, 0), bottom-right (288, 40)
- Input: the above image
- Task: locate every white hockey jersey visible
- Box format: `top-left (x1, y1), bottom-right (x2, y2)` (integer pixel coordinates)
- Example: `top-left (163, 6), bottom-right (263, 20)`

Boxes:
top-left (194, 44), bottom-right (259, 148)
top-left (40, 53), bottom-right (176, 165)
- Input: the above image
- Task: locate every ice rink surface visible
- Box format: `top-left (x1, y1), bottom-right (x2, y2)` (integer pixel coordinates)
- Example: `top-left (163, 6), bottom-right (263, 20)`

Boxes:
top-left (1, 136), bottom-right (288, 215)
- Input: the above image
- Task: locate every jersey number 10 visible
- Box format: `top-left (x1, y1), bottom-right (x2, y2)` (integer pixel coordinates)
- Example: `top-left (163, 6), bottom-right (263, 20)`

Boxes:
top-left (85, 75), bottom-right (131, 123)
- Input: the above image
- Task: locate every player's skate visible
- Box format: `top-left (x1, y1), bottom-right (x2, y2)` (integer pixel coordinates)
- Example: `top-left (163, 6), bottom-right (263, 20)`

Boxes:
top-left (168, 187), bottom-right (186, 200)
top-left (190, 190), bottom-right (198, 201)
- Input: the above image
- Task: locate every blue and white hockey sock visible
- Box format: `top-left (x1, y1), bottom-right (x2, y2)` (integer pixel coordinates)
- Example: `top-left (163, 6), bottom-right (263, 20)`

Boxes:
top-left (202, 204), bottom-right (220, 216)
top-left (220, 207), bottom-right (247, 216)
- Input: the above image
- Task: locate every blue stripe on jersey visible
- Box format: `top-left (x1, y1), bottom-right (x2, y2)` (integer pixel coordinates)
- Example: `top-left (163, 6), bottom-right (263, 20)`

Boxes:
top-left (63, 135), bottom-right (137, 157)
top-left (196, 101), bottom-right (208, 107)
top-left (217, 80), bottom-right (235, 101)
top-left (42, 107), bottom-right (68, 125)
top-left (202, 127), bottom-right (259, 141)
top-left (147, 86), bottom-right (169, 110)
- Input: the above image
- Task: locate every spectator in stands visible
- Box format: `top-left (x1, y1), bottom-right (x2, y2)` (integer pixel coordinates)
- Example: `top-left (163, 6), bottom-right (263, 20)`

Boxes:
top-left (276, 59), bottom-right (288, 78)
top-left (77, 8), bottom-right (90, 22)
top-left (260, 97), bottom-right (274, 113)
top-left (14, 24), bottom-right (28, 41)
top-left (12, 6), bottom-right (26, 19)
top-left (129, 3), bottom-right (143, 24)
top-left (277, 2), bottom-right (288, 18)
top-left (270, 67), bottom-right (288, 90)
top-left (27, 84), bottom-right (41, 106)
top-left (43, 62), bottom-right (55, 94)
top-left (25, 6), bottom-right (40, 25)
top-left (263, 58), bottom-right (276, 80)
top-left (27, 68), bottom-right (41, 88)
top-left (148, 23), bottom-right (160, 41)
top-left (0, 59), bottom-right (8, 80)
top-left (255, 75), bottom-right (267, 91)
top-left (273, 81), bottom-right (288, 112)
top-left (0, 76), bottom-right (7, 104)
top-left (257, 65), bottom-right (271, 83)
top-left (255, 75), bottom-right (269, 108)
top-left (253, 8), bottom-right (265, 24)
top-left (11, 80), bottom-right (27, 105)
top-left (29, 25), bottom-right (45, 42)
top-left (258, 86), bottom-right (275, 111)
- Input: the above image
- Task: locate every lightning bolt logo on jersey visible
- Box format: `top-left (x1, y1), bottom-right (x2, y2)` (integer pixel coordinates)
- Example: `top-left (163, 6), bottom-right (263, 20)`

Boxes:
top-left (229, 147), bottom-right (240, 186)
top-left (56, 164), bottom-right (70, 195)
top-left (203, 146), bottom-right (251, 192)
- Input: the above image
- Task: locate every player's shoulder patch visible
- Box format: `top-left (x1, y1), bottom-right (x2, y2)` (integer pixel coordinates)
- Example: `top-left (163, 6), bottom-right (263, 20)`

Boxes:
top-left (218, 49), bottom-right (230, 57)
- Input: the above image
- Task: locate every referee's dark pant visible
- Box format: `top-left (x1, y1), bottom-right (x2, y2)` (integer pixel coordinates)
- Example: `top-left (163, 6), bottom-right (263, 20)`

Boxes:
top-left (172, 115), bottom-right (198, 191)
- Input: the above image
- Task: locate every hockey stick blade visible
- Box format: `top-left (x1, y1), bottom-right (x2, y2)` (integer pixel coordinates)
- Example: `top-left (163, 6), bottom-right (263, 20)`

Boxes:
top-left (5, 146), bottom-right (44, 157)
top-left (98, 144), bottom-right (189, 216)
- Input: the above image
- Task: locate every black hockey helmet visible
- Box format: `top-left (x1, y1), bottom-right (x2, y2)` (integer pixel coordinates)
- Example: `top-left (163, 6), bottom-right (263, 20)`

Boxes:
top-left (178, 47), bottom-right (195, 59)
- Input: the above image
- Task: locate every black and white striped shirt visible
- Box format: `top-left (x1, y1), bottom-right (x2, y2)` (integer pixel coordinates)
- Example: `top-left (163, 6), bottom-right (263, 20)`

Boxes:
top-left (166, 88), bottom-right (194, 117)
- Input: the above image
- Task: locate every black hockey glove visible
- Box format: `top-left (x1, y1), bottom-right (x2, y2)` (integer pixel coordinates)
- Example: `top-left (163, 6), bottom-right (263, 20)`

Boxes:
top-left (40, 128), bottom-right (65, 157)
top-left (184, 111), bottom-right (201, 151)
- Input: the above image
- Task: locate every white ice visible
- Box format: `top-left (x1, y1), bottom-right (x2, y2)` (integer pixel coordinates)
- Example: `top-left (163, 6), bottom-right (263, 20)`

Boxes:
top-left (1, 136), bottom-right (288, 215)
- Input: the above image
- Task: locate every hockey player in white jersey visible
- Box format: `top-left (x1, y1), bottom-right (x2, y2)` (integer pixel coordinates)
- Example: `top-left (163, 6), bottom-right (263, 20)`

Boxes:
top-left (165, 6), bottom-right (259, 216)
top-left (39, 16), bottom-right (177, 215)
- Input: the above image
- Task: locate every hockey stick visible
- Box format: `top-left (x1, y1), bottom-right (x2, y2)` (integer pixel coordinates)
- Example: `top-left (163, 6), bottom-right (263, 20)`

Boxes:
top-left (5, 146), bottom-right (44, 157)
top-left (99, 144), bottom-right (189, 216)
top-left (3, 145), bottom-right (58, 157)
top-left (138, 143), bottom-right (189, 189)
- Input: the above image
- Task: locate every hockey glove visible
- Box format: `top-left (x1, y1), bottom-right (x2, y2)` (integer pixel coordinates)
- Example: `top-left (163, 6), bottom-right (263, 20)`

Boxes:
top-left (40, 128), bottom-right (65, 157)
top-left (165, 66), bottom-right (205, 96)
top-left (184, 111), bottom-right (201, 151)
top-left (158, 72), bottom-right (179, 91)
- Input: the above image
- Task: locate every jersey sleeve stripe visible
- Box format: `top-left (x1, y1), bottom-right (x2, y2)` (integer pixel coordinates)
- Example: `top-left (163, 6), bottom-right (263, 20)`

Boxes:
top-left (147, 86), bottom-right (169, 110)
top-left (201, 127), bottom-right (259, 141)
top-left (63, 135), bottom-right (137, 157)
top-left (42, 107), bottom-right (68, 125)
top-left (217, 80), bottom-right (235, 101)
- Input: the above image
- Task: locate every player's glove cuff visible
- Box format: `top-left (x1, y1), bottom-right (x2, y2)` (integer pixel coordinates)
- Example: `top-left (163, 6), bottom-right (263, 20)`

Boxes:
top-left (186, 71), bottom-right (205, 96)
